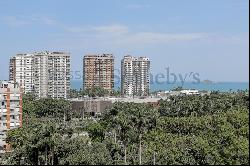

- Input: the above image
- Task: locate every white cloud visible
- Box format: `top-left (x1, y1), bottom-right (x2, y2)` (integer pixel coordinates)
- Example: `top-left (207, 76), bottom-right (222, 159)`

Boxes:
top-left (9, 19), bottom-right (244, 49)
top-left (46, 25), bottom-right (217, 54)
top-left (93, 24), bottom-right (129, 34)
top-left (31, 16), bottom-right (56, 25)
top-left (1, 15), bottom-right (57, 27)
top-left (64, 24), bottom-right (208, 44)
top-left (122, 32), bottom-right (209, 44)
top-left (126, 4), bottom-right (151, 9)
top-left (0, 16), bottom-right (212, 45)
top-left (1, 16), bottom-right (30, 26)
top-left (65, 26), bottom-right (90, 33)
top-left (64, 24), bottom-right (129, 36)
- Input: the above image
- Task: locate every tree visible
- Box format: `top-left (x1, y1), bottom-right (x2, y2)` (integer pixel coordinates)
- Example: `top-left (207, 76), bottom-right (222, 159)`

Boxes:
top-left (4, 91), bottom-right (249, 165)
top-left (101, 102), bottom-right (159, 165)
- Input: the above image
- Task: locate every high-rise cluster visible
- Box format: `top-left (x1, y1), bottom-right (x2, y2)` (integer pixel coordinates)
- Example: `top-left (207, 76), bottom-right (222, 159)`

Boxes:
top-left (9, 52), bottom-right (70, 99)
top-left (82, 54), bottom-right (150, 97)
top-left (8, 52), bottom-right (151, 98)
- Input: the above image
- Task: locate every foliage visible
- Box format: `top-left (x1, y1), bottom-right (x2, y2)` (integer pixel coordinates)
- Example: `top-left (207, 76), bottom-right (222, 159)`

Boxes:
top-left (158, 92), bottom-right (249, 117)
top-left (60, 139), bottom-right (112, 165)
top-left (22, 95), bottom-right (72, 120)
top-left (4, 91), bottom-right (249, 165)
top-left (144, 108), bottom-right (249, 165)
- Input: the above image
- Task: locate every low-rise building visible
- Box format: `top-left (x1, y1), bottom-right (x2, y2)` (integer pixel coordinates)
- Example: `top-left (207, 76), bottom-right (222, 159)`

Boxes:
top-left (180, 89), bottom-right (199, 95)
top-left (70, 98), bottom-right (112, 118)
top-left (70, 96), bottom-right (162, 118)
top-left (109, 97), bottom-right (161, 108)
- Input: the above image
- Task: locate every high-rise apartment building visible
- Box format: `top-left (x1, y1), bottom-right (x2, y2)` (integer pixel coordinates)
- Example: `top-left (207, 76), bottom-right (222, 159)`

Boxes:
top-left (9, 52), bottom-right (70, 99)
top-left (121, 55), bottom-right (150, 97)
top-left (83, 54), bottom-right (114, 90)
top-left (9, 54), bottom-right (34, 94)
top-left (0, 81), bottom-right (22, 153)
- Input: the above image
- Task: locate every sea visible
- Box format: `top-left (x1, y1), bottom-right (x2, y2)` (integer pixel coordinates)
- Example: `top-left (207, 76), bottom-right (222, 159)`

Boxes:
top-left (71, 80), bottom-right (249, 92)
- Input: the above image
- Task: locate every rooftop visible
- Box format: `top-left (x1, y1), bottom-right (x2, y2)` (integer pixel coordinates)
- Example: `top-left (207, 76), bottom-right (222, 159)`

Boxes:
top-left (69, 96), bottom-right (163, 103)
top-left (84, 54), bottom-right (114, 58)
top-left (13, 51), bottom-right (70, 57)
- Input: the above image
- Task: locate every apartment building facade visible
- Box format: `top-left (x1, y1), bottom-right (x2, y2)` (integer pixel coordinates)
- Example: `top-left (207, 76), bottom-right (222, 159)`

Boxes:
top-left (9, 54), bottom-right (34, 94)
top-left (83, 54), bottom-right (114, 90)
top-left (9, 52), bottom-right (70, 99)
top-left (0, 81), bottom-right (22, 153)
top-left (121, 55), bottom-right (150, 97)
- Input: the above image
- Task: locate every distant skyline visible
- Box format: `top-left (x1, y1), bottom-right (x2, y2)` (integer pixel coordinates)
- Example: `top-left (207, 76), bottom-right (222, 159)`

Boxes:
top-left (0, 0), bottom-right (249, 82)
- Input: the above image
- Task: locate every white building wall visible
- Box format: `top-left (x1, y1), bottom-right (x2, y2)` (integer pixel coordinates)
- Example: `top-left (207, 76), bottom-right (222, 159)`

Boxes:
top-left (14, 54), bottom-right (34, 94)
top-left (9, 52), bottom-right (70, 99)
top-left (121, 56), bottom-right (150, 97)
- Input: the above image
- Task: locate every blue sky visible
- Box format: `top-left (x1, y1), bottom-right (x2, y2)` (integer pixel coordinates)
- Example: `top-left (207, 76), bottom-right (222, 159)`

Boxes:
top-left (0, 0), bottom-right (249, 82)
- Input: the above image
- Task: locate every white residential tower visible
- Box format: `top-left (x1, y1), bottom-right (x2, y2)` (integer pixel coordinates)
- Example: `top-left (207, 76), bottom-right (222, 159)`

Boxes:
top-left (9, 52), bottom-right (70, 99)
top-left (121, 55), bottom-right (150, 97)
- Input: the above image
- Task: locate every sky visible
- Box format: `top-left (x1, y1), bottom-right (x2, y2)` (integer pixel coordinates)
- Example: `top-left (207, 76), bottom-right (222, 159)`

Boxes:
top-left (0, 0), bottom-right (249, 82)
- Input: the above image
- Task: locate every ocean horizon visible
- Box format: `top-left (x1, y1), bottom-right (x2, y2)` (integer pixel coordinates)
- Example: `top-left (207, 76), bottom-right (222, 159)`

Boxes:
top-left (71, 80), bottom-right (249, 92)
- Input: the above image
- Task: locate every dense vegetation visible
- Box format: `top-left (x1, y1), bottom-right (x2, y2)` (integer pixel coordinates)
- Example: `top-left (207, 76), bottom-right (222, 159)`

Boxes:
top-left (1, 91), bottom-right (249, 165)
